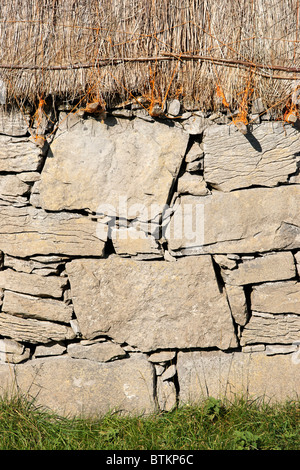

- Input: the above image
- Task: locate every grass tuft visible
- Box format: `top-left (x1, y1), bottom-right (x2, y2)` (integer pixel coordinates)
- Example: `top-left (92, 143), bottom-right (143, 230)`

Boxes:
top-left (0, 394), bottom-right (299, 450)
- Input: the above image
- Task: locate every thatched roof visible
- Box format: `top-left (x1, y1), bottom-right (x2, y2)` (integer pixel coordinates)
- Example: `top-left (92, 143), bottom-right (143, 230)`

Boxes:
top-left (1, 0), bottom-right (300, 118)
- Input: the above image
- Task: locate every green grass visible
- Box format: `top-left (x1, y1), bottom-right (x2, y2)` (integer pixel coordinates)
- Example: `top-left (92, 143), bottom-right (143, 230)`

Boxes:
top-left (0, 395), bottom-right (299, 450)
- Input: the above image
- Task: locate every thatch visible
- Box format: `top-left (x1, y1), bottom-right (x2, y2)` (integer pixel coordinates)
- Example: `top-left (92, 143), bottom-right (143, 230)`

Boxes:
top-left (0, 0), bottom-right (300, 117)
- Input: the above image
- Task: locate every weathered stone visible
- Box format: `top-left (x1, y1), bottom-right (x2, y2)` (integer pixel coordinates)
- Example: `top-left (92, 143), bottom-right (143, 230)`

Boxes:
top-left (203, 122), bottom-right (300, 191)
top-left (213, 254), bottom-right (237, 270)
top-left (161, 364), bottom-right (177, 381)
top-left (251, 98), bottom-right (265, 115)
top-left (34, 342), bottom-right (66, 358)
top-left (0, 355), bottom-right (155, 417)
top-left (0, 312), bottom-right (75, 344)
top-left (4, 255), bottom-right (64, 275)
top-left (167, 186), bottom-right (300, 255)
top-left (0, 204), bottom-right (107, 257)
top-left (111, 227), bottom-right (162, 258)
top-left (184, 141), bottom-right (204, 163)
top-left (177, 350), bottom-right (300, 403)
top-left (67, 341), bottom-right (127, 362)
top-left (0, 175), bottom-right (30, 203)
top-left (0, 136), bottom-right (44, 172)
top-left (242, 344), bottom-right (265, 353)
top-left (17, 172), bottom-right (41, 183)
top-left (148, 351), bottom-right (176, 363)
top-left (265, 344), bottom-right (299, 356)
top-left (0, 337), bottom-right (31, 364)
top-left (2, 291), bottom-right (73, 323)
top-left (38, 116), bottom-right (188, 219)
top-left (251, 281), bottom-right (300, 314)
top-left (66, 255), bottom-right (237, 352)
top-left (156, 376), bottom-right (177, 411)
top-left (0, 269), bottom-right (67, 298)
top-left (183, 114), bottom-right (211, 135)
top-left (177, 173), bottom-right (210, 196)
top-left (225, 285), bottom-right (249, 326)
top-left (222, 252), bottom-right (296, 285)
top-left (240, 312), bottom-right (300, 345)
top-left (167, 99), bottom-right (181, 116)
top-left (0, 109), bottom-right (30, 136)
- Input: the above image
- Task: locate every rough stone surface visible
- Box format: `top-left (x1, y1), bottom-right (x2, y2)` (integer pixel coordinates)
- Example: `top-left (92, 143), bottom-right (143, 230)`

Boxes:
top-left (167, 186), bottom-right (300, 255)
top-left (221, 252), bottom-right (296, 285)
top-left (177, 350), bottom-right (300, 403)
top-left (240, 312), bottom-right (300, 345)
top-left (177, 173), bottom-right (210, 196)
top-left (0, 110), bottom-right (30, 136)
top-left (38, 116), bottom-right (189, 218)
top-left (251, 281), bottom-right (300, 314)
top-left (67, 341), bottom-right (127, 362)
top-left (225, 285), bottom-right (249, 326)
top-left (2, 290), bottom-right (73, 323)
top-left (0, 355), bottom-right (156, 417)
top-left (0, 269), bottom-right (67, 298)
top-left (0, 136), bottom-right (44, 172)
top-left (156, 376), bottom-right (177, 411)
top-left (0, 204), bottom-right (107, 257)
top-left (111, 227), bottom-right (162, 258)
top-left (66, 256), bottom-right (237, 351)
top-left (203, 122), bottom-right (300, 191)
top-left (0, 312), bottom-right (75, 344)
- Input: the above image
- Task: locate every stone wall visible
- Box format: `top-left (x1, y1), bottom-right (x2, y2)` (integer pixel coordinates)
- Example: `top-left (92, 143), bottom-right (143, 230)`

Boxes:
top-left (0, 102), bottom-right (299, 417)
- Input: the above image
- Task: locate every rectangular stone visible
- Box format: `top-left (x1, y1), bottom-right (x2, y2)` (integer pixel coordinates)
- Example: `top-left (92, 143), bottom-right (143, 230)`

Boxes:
top-left (0, 135), bottom-right (44, 172)
top-left (0, 109), bottom-right (30, 136)
top-left (251, 281), bottom-right (300, 314)
top-left (240, 312), bottom-right (300, 345)
top-left (222, 252), bottom-right (296, 285)
top-left (2, 290), bottom-right (73, 323)
top-left (0, 312), bottom-right (75, 344)
top-left (0, 204), bottom-right (107, 257)
top-left (66, 255), bottom-right (237, 352)
top-left (203, 122), bottom-right (300, 191)
top-left (0, 269), bottom-right (67, 298)
top-left (38, 116), bottom-right (189, 220)
top-left (167, 186), bottom-right (300, 255)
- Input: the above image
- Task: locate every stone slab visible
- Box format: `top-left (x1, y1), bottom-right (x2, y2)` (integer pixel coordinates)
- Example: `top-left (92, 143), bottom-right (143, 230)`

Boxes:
top-left (167, 186), bottom-right (300, 255)
top-left (240, 312), bottom-right (300, 345)
top-left (0, 312), bottom-right (75, 344)
top-left (0, 269), bottom-right (67, 298)
top-left (2, 290), bottom-right (73, 323)
top-left (222, 252), bottom-right (296, 285)
top-left (251, 281), bottom-right (300, 314)
top-left (0, 355), bottom-right (156, 417)
top-left (0, 135), bottom-right (44, 172)
top-left (66, 255), bottom-right (237, 352)
top-left (203, 122), bottom-right (300, 191)
top-left (177, 350), bottom-right (300, 404)
top-left (0, 204), bottom-right (107, 257)
top-left (39, 116), bottom-right (189, 219)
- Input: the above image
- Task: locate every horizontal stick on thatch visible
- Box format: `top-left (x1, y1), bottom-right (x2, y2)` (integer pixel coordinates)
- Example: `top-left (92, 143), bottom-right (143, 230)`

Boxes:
top-left (1, 54), bottom-right (299, 79)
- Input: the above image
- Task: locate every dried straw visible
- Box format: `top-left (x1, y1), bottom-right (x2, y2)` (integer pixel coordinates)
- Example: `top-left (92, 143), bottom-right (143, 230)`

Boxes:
top-left (0, 0), bottom-right (299, 114)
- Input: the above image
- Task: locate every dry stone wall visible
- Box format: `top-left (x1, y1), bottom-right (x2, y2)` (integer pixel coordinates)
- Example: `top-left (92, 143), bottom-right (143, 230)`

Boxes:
top-left (0, 103), bottom-right (299, 417)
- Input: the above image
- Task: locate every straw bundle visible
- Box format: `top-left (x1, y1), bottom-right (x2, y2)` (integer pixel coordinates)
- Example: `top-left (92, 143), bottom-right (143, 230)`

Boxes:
top-left (0, 0), bottom-right (299, 115)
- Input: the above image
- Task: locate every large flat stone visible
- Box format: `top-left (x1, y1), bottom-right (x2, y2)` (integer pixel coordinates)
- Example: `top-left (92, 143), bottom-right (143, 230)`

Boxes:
top-left (2, 290), bottom-right (73, 323)
top-left (39, 116), bottom-right (189, 219)
top-left (0, 312), bottom-right (75, 344)
top-left (251, 281), bottom-right (300, 314)
top-left (0, 136), bottom-right (44, 172)
top-left (0, 269), bottom-right (67, 298)
top-left (66, 255), bottom-right (237, 352)
top-left (177, 350), bottom-right (300, 403)
top-left (0, 204), bottom-right (107, 257)
top-left (0, 109), bottom-right (30, 136)
top-left (0, 355), bottom-right (156, 417)
top-left (203, 122), bottom-right (300, 191)
top-left (240, 312), bottom-right (300, 345)
top-left (167, 186), bottom-right (300, 255)
top-left (222, 252), bottom-right (296, 285)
